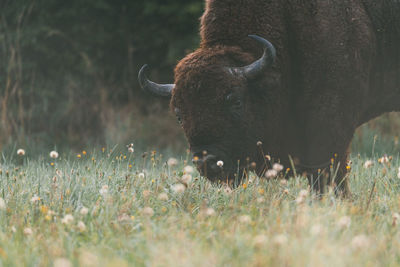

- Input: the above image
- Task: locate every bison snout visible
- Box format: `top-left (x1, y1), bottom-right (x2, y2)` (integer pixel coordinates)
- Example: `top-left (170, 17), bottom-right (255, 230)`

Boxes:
top-left (192, 152), bottom-right (224, 178)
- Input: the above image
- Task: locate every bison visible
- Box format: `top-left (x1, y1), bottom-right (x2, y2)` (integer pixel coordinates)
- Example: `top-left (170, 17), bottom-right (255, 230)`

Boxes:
top-left (138, 0), bottom-right (400, 196)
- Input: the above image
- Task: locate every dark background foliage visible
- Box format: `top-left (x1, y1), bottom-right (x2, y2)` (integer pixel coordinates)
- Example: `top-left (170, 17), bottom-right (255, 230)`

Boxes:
top-left (0, 0), bottom-right (203, 151)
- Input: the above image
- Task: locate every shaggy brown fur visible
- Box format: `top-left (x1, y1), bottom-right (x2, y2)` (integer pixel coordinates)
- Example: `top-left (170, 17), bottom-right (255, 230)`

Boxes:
top-left (168, 0), bottom-right (400, 195)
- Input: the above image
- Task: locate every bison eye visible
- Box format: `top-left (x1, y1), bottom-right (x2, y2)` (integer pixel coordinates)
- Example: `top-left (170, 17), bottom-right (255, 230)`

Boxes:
top-left (225, 93), bottom-right (242, 109)
top-left (174, 108), bottom-right (183, 125)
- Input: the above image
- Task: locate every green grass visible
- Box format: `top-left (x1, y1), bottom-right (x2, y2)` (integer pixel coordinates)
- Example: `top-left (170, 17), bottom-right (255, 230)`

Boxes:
top-left (1, 146), bottom-right (400, 266)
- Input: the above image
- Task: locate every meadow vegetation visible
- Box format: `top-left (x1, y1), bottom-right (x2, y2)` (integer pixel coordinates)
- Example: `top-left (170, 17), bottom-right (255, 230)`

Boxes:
top-left (1, 136), bottom-right (400, 266)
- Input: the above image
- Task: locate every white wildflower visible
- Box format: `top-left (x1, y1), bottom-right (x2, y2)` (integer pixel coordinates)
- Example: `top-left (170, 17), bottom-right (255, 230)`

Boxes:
top-left (61, 214), bottom-right (74, 225)
top-left (142, 207), bottom-right (154, 217)
top-left (158, 193), bottom-right (169, 201)
top-left (0, 197), bottom-right (6, 210)
top-left (80, 207), bottom-right (89, 216)
top-left (265, 169), bottom-right (278, 179)
top-left (364, 160), bottom-right (374, 168)
top-left (337, 216), bottom-right (351, 229)
top-left (17, 149), bottom-right (25, 156)
top-left (138, 172), bottom-right (145, 179)
top-left (11, 226), bottom-right (16, 233)
top-left (167, 157), bottom-right (178, 167)
top-left (217, 160), bottom-right (224, 167)
top-left (99, 185), bottom-right (108, 195)
top-left (273, 163), bottom-right (284, 172)
top-left (171, 183), bottom-right (185, 194)
top-left (50, 151), bottom-right (59, 159)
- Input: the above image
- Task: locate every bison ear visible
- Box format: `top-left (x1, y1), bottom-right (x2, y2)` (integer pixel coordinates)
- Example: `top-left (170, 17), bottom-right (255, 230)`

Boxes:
top-left (226, 35), bottom-right (276, 80)
top-left (138, 65), bottom-right (174, 97)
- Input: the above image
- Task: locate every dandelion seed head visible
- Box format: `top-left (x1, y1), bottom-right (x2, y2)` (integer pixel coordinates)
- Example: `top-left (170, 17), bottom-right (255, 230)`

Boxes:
top-left (183, 165), bottom-right (194, 174)
top-left (204, 207), bottom-right (216, 217)
top-left (99, 185), bottom-right (109, 195)
top-left (273, 163), bottom-right (284, 172)
top-left (217, 160), bottom-right (224, 167)
top-left (142, 190), bottom-right (151, 198)
top-left (17, 149), bottom-right (25, 156)
top-left (50, 151), bottom-right (59, 159)
top-left (77, 221), bottom-right (86, 232)
top-left (158, 193), bottom-right (169, 201)
top-left (181, 174), bottom-right (192, 184)
top-left (171, 183), bottom-right (185, 194)
top-left (138, 172), bottom-right (145, 179)
top-left (364, 160), bottom-right (373, 168)
top-left (337, 216), bottom-right (351, 229)
top-left (61, 214), bottom-right (74, 224)
top-left (30, 195), bottom-right (40, 203)
top-left (167, 157), bottom-right (178, 167)
top-left (142, 207), bottom-right (154, 217)
top-left (80, 207), bottom-right (89, 216)
top-left (265, 169), bottom-right (278, 179)
top-left (238, 215), bottom-right (252, 224)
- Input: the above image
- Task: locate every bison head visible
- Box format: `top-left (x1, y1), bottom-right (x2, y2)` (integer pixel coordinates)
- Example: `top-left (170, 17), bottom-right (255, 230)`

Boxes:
top-left (138, 35), bottom-right (276, 184)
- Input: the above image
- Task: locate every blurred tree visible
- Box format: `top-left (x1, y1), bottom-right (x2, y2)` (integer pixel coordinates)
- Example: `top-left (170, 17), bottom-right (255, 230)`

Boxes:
top-left (0, 0), bottom-right (203, 149)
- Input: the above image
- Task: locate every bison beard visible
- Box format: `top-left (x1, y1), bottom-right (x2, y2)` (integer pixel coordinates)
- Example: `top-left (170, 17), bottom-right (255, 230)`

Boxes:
top-left (138, 0), bottom-right (400, 197)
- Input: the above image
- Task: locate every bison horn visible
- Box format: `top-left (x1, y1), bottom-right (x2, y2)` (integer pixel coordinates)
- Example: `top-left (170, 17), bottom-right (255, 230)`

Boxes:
top-left (138, 64), bottom-right (174, 97)
top-left (227, 35), bottom-right (276, 79)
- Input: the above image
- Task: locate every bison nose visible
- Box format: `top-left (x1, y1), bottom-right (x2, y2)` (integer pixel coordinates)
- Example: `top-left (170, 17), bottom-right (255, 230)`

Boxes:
top-left (192, 153), bottom-right (222, 175)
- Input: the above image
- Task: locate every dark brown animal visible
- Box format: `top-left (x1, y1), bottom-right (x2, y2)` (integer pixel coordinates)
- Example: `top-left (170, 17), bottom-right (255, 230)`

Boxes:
top-left (139, 0), bottom-right (400, 196)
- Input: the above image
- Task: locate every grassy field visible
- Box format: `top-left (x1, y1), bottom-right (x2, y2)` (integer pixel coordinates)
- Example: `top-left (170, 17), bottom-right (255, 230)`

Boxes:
top-left (1, 145), bottom-right (400, 267)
